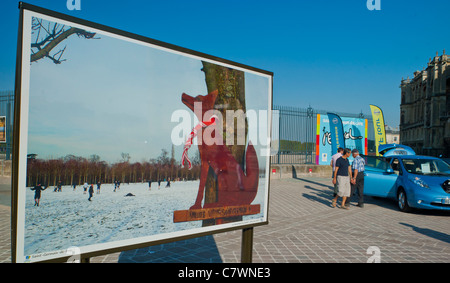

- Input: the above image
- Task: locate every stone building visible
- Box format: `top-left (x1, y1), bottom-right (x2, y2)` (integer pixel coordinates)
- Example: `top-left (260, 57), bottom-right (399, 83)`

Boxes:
top-left (385, 126), bottom-right (400, 144)
top-left (400, 50), bottom-right (450, 157)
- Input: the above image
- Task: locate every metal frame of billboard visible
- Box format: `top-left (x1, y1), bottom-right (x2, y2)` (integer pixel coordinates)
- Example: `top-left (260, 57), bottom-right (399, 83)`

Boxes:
top-left (12, 2), bottom-right (273, 263)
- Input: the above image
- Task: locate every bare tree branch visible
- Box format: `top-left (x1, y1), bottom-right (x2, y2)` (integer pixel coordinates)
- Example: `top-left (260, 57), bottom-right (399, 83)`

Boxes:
top-left (31, 17), bottom-right (98, 64)
top-left (31, 27), bottom-right (97, 64)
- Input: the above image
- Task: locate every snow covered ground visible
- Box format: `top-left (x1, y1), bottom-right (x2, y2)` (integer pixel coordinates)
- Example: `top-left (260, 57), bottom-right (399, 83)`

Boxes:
top-left (24, 179), bottom-right (266, 256)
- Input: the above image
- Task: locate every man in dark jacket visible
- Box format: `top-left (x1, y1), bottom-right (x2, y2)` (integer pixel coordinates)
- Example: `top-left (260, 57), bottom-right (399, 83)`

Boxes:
top-left (88, 184), bottom-right (94, 201)
top-left (31, 183), bottom-right (47, 206)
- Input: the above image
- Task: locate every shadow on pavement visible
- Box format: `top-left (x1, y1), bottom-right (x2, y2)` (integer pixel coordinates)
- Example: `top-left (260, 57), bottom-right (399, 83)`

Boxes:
top-left (293, 177), bottom-right (333, 190)
top-left (399, 222), bottom-right (450, 244)
top-left (364, 196), bottom-right (398, 211)
top-left (118, 235), bottom-right (223, 263)
top-left (302, 185), bottom-right (334, 207)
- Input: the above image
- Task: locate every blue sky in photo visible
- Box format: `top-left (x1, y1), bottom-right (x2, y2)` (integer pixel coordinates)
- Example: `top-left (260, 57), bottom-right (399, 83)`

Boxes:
top-left (1, 0), bottom-right (449, 132)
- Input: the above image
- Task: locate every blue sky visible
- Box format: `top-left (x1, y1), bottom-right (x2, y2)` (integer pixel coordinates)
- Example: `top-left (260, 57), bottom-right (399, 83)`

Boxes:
top-left (1, 0), bottom-right (449, 129)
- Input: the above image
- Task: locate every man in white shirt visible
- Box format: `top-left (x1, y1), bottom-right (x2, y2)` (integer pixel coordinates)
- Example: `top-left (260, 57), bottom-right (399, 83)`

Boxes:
top-left (83, 182), bottom-right (88, 194)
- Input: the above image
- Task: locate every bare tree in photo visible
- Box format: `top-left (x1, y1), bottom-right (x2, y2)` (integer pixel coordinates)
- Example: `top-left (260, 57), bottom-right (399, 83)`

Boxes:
top-left (201, 62), bottom-right (248, 226)
top-left (121, 152), bottom-right (131, 163)
top-left (64, 155), bottom-right (80, 186)
top-left (31, 17), bottom-right (99, 64)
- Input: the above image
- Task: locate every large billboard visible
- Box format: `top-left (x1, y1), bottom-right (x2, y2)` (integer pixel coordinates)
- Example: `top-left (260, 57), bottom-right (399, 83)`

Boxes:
top-left (13, 3), bottom-right (272, 263)
top-left (316, 114), bottom-right (368, 165)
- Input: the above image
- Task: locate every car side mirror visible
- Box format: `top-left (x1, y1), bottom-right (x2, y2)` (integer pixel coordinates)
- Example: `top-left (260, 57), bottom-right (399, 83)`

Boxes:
top-left (386, 168), bottom-right (394, 174)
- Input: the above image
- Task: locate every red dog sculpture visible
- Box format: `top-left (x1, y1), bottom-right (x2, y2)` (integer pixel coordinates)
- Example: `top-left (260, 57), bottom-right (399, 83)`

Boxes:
top-left (181, 90), bottom-right (259, 209)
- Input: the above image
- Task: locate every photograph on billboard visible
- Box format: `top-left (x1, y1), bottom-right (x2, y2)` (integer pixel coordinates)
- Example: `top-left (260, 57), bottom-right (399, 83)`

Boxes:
top-left (14, 5), bottom-right (272, 263)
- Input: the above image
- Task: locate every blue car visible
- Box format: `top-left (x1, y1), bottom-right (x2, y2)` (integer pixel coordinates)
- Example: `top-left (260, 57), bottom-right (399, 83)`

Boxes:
top-left (441, 158), bottom-right (450, 166)
top-left (363, 155), bottom-right (450, 212)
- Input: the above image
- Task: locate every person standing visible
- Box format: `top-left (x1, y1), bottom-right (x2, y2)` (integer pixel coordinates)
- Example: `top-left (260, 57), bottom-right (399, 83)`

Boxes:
top-left (346, 149), bottom-right (365, 208)
top-left (83, 182), bottom-right (88, 194)
top-left (330, 147), bottom-right (344, 197)
top-left (31, 183), bottom-right (47, 207)
top-left (97, 180), bottom-right (101, 194)
top-left (331, 148), bottom-right (353, 209)
top-left (88, 184), bottom-right (94, 201)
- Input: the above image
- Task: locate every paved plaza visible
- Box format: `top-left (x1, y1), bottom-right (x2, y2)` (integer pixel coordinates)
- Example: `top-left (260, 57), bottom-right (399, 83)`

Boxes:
top-left (1, 177), bottom-right (449, 263)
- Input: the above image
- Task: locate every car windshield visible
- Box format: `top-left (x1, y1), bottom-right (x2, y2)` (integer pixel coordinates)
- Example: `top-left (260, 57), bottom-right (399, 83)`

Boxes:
top-left (401, 159), bottom-right (450, 176)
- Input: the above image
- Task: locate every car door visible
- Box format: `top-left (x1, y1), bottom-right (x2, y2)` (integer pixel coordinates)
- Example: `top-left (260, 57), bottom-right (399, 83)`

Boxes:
top-left (363, 155), bottom-right (398, 198)
top-left (387, 158), bottom-right (402, 198)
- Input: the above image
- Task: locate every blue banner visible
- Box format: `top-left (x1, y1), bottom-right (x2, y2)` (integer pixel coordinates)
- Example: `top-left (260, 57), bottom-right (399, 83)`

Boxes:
top-left (327, 113), bottom-right (346, 157)
top-left (317, 116), bottom-right (366, 165)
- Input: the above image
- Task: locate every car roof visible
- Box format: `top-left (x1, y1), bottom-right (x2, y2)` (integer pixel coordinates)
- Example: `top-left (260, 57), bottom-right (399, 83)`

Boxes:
top-left (378, 143), bottom-right (415, 155)
top-left (394, 155), bottom-right (441, 160)
top-left (362, 154), bottom-right (442, 160)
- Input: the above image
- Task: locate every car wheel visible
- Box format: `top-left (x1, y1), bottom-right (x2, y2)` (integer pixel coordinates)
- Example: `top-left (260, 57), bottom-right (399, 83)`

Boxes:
top-left (397, 189), bottom-right (411, 213)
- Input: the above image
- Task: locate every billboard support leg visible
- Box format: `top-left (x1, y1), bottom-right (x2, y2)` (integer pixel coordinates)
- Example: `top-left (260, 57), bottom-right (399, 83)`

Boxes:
top-left (241, 227), bottom-right (253, 263)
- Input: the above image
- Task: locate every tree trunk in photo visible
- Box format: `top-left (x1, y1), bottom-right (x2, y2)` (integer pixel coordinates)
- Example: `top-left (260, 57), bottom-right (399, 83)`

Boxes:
top-left (70, 172), bottom-right (74, 187)
top-left (201, 61), bottom-right (248, 226)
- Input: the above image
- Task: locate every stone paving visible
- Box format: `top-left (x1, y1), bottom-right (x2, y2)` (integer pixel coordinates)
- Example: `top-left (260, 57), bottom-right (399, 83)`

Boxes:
top-left (0, 205), bottom-right (10, 263)
top-left (1, 177), bottom-right (449, 263)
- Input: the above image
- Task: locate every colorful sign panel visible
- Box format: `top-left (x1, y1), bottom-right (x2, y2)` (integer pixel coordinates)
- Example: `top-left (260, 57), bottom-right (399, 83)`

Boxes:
top-left (316, 114), bottom-right (368, 165)
top-left (13, 4), bottom-right (272, 263)
top-left (0, 116), bottom-right (6, 143)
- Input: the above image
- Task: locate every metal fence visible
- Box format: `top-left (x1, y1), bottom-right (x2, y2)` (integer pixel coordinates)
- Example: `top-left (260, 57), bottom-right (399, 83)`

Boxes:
top-left (0, 91), bottom-right (14, 160)
top-left (271, 105), bottom-right (375, 164)
top-left (0, 91), bottom-right (378, 165)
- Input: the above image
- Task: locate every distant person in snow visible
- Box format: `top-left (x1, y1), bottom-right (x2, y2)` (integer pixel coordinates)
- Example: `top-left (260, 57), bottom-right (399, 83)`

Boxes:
top-left (88, 184), bottom-right (94, 201)
top-left (31, 183), bottom-right (47, 207)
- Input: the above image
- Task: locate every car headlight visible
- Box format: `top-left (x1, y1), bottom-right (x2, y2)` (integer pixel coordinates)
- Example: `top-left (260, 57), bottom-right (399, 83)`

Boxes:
top-left (442, 180), bottom-right (450, 193)
top-left (408, 176), bottom-right (430, 189)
